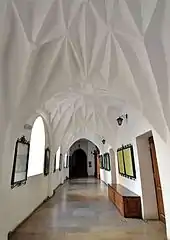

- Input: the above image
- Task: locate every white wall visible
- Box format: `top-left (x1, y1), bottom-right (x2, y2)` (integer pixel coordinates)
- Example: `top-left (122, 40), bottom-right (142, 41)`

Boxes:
top-left (114, 108), bottom-right (159, 197)
top-left (0, 123), bottom-right (50, 238)
top-left (113, 107), bottom-right (170, 239)
top-left (8, 175), bottom-right (49, 231)
top-left (100, 169), bottom-right (112, 185)
top-left (52, 169), bottom-right (61, 190)
top-left (0, 113), bottom-right (69, 240)
top-left (115, 114), bottom-right (143, 195)
top-left (109, 148), bottom-right (116, 184)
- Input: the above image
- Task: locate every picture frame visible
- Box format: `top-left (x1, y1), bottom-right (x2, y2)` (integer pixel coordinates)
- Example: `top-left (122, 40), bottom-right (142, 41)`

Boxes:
top-left (44, 147), bottom-right (50, 176)
top-left (117, 145), bottom-right (136, 179)
top-left (104, 153), bottom-right (111, 171)
top-left (66, 155), bottom-right (69, 168)
top-left (117, 148), bottom-right (125, 176)
top-left (53, 153), bottom-right (56, 173)
top-left (123, 145), bottom-right (136, 179)
top-left (99, 155), bottom-right (104, 169)
top-left (59, 153), bottom-right (62, 171)
top-left (11, 136), bottom-right (30, 188)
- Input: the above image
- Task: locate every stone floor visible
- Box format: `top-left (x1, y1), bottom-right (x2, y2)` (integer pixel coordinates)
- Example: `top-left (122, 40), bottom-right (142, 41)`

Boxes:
top-left (11, 178), bottom-right (166, 240)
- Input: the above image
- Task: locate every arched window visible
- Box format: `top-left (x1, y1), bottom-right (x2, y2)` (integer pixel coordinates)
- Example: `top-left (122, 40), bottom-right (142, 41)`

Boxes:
top-left (64, 153), bottom-right (67, 168)
top-left (55, 146), bottom-right (61, 170)
top-left (28, 116), bottom-right (46, 177)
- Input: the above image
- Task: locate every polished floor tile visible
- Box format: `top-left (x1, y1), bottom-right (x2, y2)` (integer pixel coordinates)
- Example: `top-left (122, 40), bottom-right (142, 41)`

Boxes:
top-left (10, 178), bottom-right (166, 240)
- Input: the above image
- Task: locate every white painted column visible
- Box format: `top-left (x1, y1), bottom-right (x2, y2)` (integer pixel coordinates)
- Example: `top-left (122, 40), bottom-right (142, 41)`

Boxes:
top-left (109, 148), bottom-right (116, 184)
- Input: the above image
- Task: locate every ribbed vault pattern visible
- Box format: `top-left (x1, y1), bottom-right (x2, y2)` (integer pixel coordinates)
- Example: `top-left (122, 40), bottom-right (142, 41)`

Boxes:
top-left (0, 0), bottom-right (170, 150)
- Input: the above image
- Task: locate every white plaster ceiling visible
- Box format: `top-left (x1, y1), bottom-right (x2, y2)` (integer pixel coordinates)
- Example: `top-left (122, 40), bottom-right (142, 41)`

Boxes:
top-left (0, 0), bottom-right (170, 151)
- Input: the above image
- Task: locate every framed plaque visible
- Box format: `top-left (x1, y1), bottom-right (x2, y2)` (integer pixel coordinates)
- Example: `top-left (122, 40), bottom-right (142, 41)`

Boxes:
top-left (123, 145), bottom-right (136, 179)
top-left (53, 154), bottom-right (56, 173)
top-left (11, 136), bottom-right (30, 188)
top-left (59, 153), bottom-right (62, 171)
top-left (44, 147), bottom-right (50, 176)
top-left (117, 149), bottom-right (125, 175)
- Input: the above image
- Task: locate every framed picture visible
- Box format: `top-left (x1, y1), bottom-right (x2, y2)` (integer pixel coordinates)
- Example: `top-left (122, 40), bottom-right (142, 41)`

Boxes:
top-left (66, 155), bottom-right (69, 168)
top-left (123, 145), bottom-right (136, 179)
top-left (44, 147), bottom-right (50, 176)
top-left (59, 153), bottom-right (62, 171)
top-left (99, 155), bottom-right (104, 169)
top-left (117, 148), bottom-right (125, 175)
top-left (104, 153), bottom-right (111, 171)
top-left (11, 136), bottom-right (30, 188)
top-left (53, 154), bottom-right (56, 173)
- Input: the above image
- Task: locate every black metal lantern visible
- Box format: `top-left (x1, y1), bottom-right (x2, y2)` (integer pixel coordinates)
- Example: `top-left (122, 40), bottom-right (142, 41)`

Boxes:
top-left (117, 116), bottom-right (124, 126)
top-left (117, 114), bottom-right (128, 126)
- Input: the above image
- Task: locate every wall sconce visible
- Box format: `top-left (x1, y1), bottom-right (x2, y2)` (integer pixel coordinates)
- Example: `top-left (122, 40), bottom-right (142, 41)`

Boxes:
top-left (91, 150), bottom-right (96, 155)
top-left (117, 114), bottom-right (128, 126)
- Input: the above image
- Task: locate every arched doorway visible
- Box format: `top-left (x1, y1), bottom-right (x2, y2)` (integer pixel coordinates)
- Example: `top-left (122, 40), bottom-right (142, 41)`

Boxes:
top-left (69, 149), bottom-right (88, 179)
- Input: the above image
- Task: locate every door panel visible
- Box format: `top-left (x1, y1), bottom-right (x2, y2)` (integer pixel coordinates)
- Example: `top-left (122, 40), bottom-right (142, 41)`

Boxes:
top-left (96, 154), bottom-right (100, 179)
top-left (149, 136), bottom-right (165, 223)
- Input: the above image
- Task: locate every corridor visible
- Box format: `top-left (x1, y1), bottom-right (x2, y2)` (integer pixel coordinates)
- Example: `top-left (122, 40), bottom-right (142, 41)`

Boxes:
top-left (11, 179), bottom-right (166, 240)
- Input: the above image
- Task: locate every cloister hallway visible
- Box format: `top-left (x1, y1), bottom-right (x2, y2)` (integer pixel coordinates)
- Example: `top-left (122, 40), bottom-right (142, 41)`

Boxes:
top-left (0, 0), bottom-right (170, 239)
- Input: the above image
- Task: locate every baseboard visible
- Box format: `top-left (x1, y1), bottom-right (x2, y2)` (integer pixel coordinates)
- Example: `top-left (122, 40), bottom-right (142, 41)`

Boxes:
top-left (100, 179), bottom-right (109, 186)
top-left (53, 183), bottom-right (63, 195)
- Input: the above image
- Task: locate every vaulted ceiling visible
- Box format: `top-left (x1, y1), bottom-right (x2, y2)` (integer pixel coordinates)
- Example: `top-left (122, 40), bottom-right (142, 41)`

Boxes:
top-left (0, 0), bottom-right (169, 151)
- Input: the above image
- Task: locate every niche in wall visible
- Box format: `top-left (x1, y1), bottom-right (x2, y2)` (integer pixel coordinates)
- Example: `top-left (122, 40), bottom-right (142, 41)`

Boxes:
top-left (117, 144), bottom-right (136, 179)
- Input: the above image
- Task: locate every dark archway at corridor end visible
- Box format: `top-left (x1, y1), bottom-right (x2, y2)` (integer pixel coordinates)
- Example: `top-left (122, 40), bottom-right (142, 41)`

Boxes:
top-left (69, 149), bottom-right (88, 179)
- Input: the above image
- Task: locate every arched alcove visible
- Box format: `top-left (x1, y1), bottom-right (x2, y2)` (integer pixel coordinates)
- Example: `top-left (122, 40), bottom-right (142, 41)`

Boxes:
top-left (28, 116), bottom-right (46, 177)
top-left (55, 146), bottom-right (61, 170)
top-left (69, 149), bottom-right (88, 179)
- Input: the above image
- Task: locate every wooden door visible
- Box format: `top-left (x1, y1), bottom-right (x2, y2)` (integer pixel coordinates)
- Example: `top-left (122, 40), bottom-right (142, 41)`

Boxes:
top-left (94, 151), bottom-right (100, 179)
top-left (96, 154), bottom-right (100, 179)
top-left (149, 136), bottom-right (165, 223)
